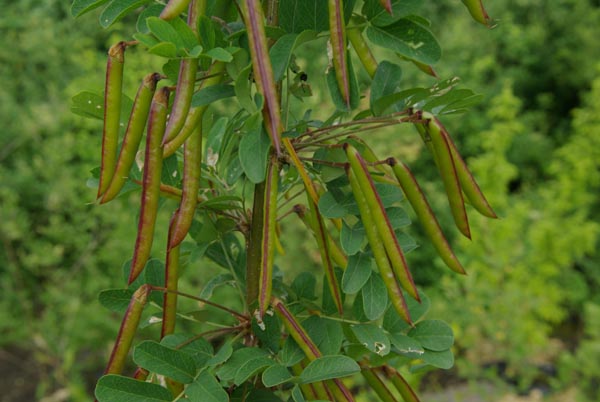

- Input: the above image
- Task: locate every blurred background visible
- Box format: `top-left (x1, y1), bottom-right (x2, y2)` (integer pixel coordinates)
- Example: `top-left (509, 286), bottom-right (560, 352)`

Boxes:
top-left (1, 0), bottom-right (599, 401)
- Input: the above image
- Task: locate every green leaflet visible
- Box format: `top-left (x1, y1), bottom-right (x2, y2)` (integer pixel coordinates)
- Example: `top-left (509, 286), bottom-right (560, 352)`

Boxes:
top-left (366, 18), bottom-right (441, 65)
top-left (100, 0), bottom-right (152, 28)
top-left (95, 375), bottom-right (172, 402)
top-left (299, 355), bottom-right (360, 384)
top-left (133, 340), bottom-right (196, 383)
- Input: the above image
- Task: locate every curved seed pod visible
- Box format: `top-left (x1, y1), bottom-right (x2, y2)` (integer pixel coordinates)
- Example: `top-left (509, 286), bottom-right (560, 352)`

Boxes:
top-left (128, 87), bottom-right (169, 285)
top-left (294, 204), bottom-right (347, 270)
top-left (461, 0), bottom-right (494, 28)
top-left (345, 145), bottom-right (419, 301)
top-left (104, 284), bottom-right (151, 375)
top-left (283, 139), bottom-right (320, 205)
top-left (274, 298), bottom-right (354, 401)
top-left (389, 159), bottom-right (466, 275)
top-left (168, 121), bottom-right (202, 248)
top-left (361, 369), bottom-right (398, 402)
top-left (101, 72), bottom-right (161, 204)
top-left (379, 0), bottom-right (393, 14)
top-left (258, 157), bottom-right (279, 318)
top-left (347, 26), bottom-right (377, 78)
top-left (380, 366), bottom-right (420, 402)
top-left (307, 197), bottom-right (344, 315)
top-left (328, 0), bottom-right (351, 108)
top-left (273, 298), bottom-right (321, 360)
top-left (424, 117), bottom-right (471, 239)
top-left (162, 58), bottom-right (198, 144)
top-left (98, 41), bottom-right (126, 199)
top-left (346, 166), bottom-right (412, 324)
top-left (241, 0), bottom-right (283, 155)
top-left (162, 214), bottom-right (181, 338)
top-left (163, 61), bottom-right (225, 157)
top-left (159, 0), bottom-right (192, 20)
top-left (433, 118), bottom-right (497, 219)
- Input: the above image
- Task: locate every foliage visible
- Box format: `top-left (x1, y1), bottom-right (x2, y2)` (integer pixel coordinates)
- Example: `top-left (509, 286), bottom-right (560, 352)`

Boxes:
top-left (66, 0), bottom-right (500, 400)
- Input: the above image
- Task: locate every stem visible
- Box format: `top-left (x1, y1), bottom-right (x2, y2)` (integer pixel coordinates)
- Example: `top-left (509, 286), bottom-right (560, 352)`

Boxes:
top-left (151, 286), bottom-right (248, 320)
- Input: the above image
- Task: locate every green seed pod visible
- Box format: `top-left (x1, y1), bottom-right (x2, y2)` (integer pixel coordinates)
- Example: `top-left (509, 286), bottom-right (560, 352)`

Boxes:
top-left (347, 25), bottom-right (378, 79)
top-left (461, 0), bottom-right (494, 28)
top-left (168, 120), bottom-right (202, 248)
top-left (128, 87), bottom-right (169, 285)
top-left (163, 61), bottom-right (225, 157)
top-left (241, 0), bottom-right (283, 155)
top-left (162, 58), bottom-right (198, 144)
top-left (389, 158), bottom-right (466, 275)
top-left (101, 72), bottom-right (161, 204)
top-left (433, 117), bottom-right (497, 219)
top-left (328, 0), bottom-right (351, 108)
top-left (379, 366), bottom-right (420, 402)
top-left (307, 197), bottom-right (344, 315)
top-left (98, 41), bottom-right (126, 199)
top-left (423, 116), bottom-right (471, 239)
top-left (346, 166), bottom-right (412, 324)
top-left (162, 214), bottom-right (181, 338)
top-left (104, 284), bottom-right (151, 375)
top-left (345, 144), bottom-right (419, 301)
top-left (258, 157), bottom-right (279, 318)
top-left (159, 0), bottom-right (192, 20)
top-left (361, 369), bottom-right (398, 402)
top-left (273, 298), bottom-right (321, 361)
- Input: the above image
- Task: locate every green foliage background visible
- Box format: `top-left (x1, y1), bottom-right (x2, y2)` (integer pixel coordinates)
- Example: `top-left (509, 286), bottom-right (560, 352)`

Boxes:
top-left (1, 0), bottom-right (599, 401)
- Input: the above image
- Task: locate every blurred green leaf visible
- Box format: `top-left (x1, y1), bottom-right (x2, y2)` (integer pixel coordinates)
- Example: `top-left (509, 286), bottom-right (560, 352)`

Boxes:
top-left (299, 355), bottom-right (360, 383)
top-left (95, 374), bottom-right (172, 401)
top-left (133, 341), bottom-right (197, 383)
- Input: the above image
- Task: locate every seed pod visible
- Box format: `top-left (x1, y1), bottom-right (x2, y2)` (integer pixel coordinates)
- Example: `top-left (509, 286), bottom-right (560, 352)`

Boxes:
top-left (378, 0), bottom-right (393, 14)
top-left (168, 120), bottom-right (202, 248)
top-left (423, 116), bottom-right (471, 239)
top-left (101, 72), bottom-right (161, 204)
top-left (128, 87), bottom-right (169, 285)
top-left (274, 298), bottom-right (354, 400)
top-left (294, 204), bottom-right (347, 270)
top-left (104, 284), bottom-right (151, 375)
top-left (346, 166), bottom-right (412, 324)
top-left (163, 61), bottom-right (225, 157)
top-left (347, 25), bottom-right (378, 78)
top-left (258, 157), bottom-right (279, 318)
top-left (162, 58), bottom-right (198, 144)
top-left (273, 298), bottom-right (321, 360)
top-left (461, 0), bottom-right (494, 28)
top-left (162, 214), bottom-right (181, 338)
top-left (380, 366), bottom-right (420, 402)
top-left (307, 197), bottom-right (344, 315)
top-left (159, 0), bottom-right (192, 20)
top-left (433, 118), bottom-right (497, 219)
top-left (361, 369), bottom-right (398, 402)
top-left (241, 0), bottom-right (283, 155)
top-left (345, 144), bottom-right (419, 301)
top-left (98, 41), bottom-right (126, 199)
top-left (328, 0), bottom-right (351, 108)
top-left (389, 159), bottom-right (466, 275)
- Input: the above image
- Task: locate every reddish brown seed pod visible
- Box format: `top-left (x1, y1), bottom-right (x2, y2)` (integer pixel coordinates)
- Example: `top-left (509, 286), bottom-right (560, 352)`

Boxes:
top-left (128, 87), bottom-right (169, 285)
